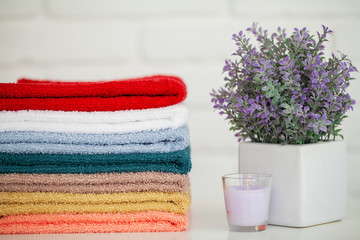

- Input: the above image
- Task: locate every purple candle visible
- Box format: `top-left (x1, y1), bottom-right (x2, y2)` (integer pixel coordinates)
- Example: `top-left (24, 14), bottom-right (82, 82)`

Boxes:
top-left (224, 186), bottom-right (270, 226)
top-left (222, 173), bottom-right (272, 232)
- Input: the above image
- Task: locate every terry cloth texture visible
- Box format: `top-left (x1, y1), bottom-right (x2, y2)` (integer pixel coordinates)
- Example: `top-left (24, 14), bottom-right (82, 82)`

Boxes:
top-left (0, 191), bottom-right (191, 216)
top-left (0, 172), bottom-right (190, 194)
top-left (0, 147), bottom-right (191, 174)
top-left (0, 75), bottom-right (187, 111)
top-left (0, 103), bottom-right (189, 134)
top-left (0, 212), bottom-right (190, 234)
top-left (0, 126), bottom-right (189, 154)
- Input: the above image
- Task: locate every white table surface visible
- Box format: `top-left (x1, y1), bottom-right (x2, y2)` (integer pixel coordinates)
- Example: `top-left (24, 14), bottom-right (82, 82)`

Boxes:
top-left (1, 150), bottom-right (360, 240)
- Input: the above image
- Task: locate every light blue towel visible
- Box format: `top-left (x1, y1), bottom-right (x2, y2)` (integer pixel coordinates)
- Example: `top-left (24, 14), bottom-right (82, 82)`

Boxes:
top-left (0, 126), bottom-right (189, 154)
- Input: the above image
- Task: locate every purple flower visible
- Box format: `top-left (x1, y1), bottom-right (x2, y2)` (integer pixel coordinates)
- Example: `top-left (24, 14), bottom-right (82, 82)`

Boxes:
top-left (211, 23), bottom-right (357, 144)
top-left (320, 125), bottom-right (327, 132)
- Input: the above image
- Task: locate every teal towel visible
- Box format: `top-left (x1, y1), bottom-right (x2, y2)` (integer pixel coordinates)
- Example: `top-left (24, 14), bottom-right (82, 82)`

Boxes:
top-left (0, 147), bottom-right (191, 174)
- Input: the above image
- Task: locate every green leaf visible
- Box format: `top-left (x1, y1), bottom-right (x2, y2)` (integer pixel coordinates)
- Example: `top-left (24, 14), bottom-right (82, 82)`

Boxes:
top-left (334, 129), bottom-right (342, 133)
top-left (283, 109), bottom-right (292, 114)
top-left (272, 95), bottom-right (280, 104)
top-left (265, 91), bottom-right (273, 98)
top-left (280, 103), bottom-right (290, 109)
top-left (285, 38), bottom-right (291, 47)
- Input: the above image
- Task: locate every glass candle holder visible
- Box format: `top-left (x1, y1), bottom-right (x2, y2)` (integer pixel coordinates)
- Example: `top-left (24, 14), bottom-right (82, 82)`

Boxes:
top-left (222, 173), bottom-right (272, 232)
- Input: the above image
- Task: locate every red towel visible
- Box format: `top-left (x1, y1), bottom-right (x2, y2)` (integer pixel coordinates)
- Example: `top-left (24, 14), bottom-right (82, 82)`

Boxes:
top-left (0, 75), bottom-right (187, 111)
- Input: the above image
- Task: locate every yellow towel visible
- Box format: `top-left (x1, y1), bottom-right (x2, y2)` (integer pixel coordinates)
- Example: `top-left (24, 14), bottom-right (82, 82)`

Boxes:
top-left (0, 191), bottom-right (191, 216)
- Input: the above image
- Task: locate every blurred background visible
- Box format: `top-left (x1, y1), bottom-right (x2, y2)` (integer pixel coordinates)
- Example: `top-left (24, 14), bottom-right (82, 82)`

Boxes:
top-left (0, 0), bottom-right (359, 216)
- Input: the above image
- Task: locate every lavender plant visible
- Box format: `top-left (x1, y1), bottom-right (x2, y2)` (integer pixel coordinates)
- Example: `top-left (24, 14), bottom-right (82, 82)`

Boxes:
top-left (211, 23), bottom-right (357, 144)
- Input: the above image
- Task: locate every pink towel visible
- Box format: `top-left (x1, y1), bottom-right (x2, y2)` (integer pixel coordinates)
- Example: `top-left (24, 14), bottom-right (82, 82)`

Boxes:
top-left (0, 212), bottom-right (190, 234)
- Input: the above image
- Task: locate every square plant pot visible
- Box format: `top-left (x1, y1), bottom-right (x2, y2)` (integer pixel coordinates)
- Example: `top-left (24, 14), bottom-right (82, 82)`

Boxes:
top-left (238, 141), bottom-right (347, 227)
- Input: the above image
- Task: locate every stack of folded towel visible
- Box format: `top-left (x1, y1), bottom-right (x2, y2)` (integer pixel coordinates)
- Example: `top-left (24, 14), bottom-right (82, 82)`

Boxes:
top-left (0, 75), bottom-right (191, 234)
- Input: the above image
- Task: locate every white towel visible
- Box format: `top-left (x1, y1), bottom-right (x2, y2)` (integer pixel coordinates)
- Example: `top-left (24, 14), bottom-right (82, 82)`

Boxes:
top-left (0, 103), bottom-right (189, 134)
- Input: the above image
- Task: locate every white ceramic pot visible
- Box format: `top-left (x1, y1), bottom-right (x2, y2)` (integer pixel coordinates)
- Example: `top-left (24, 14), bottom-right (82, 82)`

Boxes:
top-left (238, 141), bottom-right (347, 227)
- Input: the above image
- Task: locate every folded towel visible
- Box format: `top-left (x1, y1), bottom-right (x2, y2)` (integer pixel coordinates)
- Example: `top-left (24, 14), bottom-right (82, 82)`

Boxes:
top-left (0, 191), bottom-right (191, 216)
top-left (0, 172), bottom-right (190, 194)
top-left (0, 103), bottom-right (189, 134)
top-left (0, 75), bottom-right (187, 111)
top-left (0, 126), bottom-right (189, 154)
top-left (0, 212), bottom-right (190, 234)
top-left (0, 147), bottom-right (191, 174)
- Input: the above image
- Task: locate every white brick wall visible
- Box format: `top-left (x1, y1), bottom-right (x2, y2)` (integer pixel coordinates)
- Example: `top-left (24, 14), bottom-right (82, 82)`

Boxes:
top-left (0, 20), bottom-right (136, 64)
top-left (48, 0), bottom-right (225, 17)
top-left (142, 21), bottom-right (235, 62)
top-left (0, 0), bottom-right (359, 156)
top-left (231, 0), bottom-right (360, 17)
top-left (0, 0), bottom-right (42, 17)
